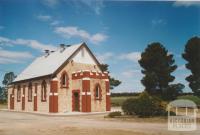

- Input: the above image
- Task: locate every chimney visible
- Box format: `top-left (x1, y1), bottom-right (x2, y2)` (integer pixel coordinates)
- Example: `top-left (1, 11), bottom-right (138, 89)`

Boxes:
top-left (60, 44), bottom-right (65, 52)
top-left (44, 50), bottom-right (50, 57)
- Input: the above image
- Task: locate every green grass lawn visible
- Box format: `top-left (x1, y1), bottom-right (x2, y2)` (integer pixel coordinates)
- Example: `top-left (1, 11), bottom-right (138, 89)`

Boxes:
top-left (111, 96), bottom-right (138, 107)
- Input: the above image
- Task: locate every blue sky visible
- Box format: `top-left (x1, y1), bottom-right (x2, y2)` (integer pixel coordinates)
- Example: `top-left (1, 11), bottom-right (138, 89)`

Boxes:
top-left (0, 0), bottom-right (200, 92)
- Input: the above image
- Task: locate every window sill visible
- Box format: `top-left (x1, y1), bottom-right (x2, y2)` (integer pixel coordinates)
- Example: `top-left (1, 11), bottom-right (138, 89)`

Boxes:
top-left (61, 86), bottom-right (69, 89)
top-left (41, 100), bottom-right (47, 102)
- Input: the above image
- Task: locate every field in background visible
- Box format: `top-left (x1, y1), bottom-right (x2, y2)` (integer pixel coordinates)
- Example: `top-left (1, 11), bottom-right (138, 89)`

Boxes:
top-left (111, 94), bottom-right (200, 107)
top-left (0, 103), bottom-right (7, 109)
top-left (111, 96), bottom-right (138, 107)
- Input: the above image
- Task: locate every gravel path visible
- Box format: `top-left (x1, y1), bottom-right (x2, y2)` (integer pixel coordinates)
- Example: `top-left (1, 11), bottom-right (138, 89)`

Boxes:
top-left (0, 111), bottom-right (199, 135)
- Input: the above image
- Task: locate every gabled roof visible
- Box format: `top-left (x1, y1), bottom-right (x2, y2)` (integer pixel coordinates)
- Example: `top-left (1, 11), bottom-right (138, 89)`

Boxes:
top-left (13, 42), bottom-right (100, 83)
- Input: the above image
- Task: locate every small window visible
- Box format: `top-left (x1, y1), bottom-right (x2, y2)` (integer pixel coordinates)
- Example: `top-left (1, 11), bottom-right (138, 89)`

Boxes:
top-left (95, 87), bottom-right (99, 98)
top-left (62, 75), bottom-right (66, 86)
top-left (41, 80), bottom-right (47, 102)
top-left (95, 84), bottom-right (101, 99)
top-left (28, 82), bottom-right (32, 102)
top-left (17, 85), bottom-right (21, 102)
top-left (61, 72), bottom-right (69, 88)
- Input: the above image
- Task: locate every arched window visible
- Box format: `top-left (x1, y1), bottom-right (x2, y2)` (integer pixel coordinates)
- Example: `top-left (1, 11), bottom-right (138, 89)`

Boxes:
top-left (28, 82), bottom-right (32, 102)
top-left (60, 71), bottom-right (69, 88)
top-left (94, 84), bottom-right (102, 100)
top-left (17, 85), bottom-right (21, 102)
top-left (41, 80), bottom-right (47, 102)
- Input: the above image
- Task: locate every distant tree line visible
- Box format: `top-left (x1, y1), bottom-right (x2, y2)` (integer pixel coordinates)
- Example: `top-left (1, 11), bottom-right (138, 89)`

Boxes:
top-left (0, 72), bottom-right (16, 103)
top-left (111, 92), bottom-right (140, 97)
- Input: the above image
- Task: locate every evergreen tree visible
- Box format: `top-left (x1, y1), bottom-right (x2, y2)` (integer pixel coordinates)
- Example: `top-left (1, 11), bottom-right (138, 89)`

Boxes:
top-left (182, 37), bottom-right (200, 96)
top-left (139, 42), bottom-right (177, 98)
top-left (100, 64), bottom-right (121, 89)
top-left (2, 72), bottom-right (16, 102)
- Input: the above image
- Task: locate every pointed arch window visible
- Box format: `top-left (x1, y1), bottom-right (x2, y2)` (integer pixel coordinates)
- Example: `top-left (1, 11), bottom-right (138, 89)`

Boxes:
top-left (17, 85), bottom-right (21, 102)
top-left (41, 80), bottom-right (47, 102)
top-left (28, 82), bottom-right (32, 102)
top-left (60, 71), bottom-right (69, 88)
top-left (94, 84), bottom-right (102, 100)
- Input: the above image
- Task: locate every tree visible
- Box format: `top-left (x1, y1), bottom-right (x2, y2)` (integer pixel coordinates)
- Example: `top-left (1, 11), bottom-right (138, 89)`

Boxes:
top-left (162, 83), bottom-right (184, 100)
top-left (1, 72), bottom-right (16, 102)
top-left (182, 37), bottom-right (200, 96)
top-left (100, 64), bottom-right (121, 89)
top-left (138, 42), bottom-right (178, 98)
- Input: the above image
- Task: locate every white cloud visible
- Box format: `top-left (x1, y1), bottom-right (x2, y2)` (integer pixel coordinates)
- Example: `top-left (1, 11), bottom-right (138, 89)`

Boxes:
top-left (41, 0), bottom-right (104, 15)
top-left (0, 49), bottom-right (33, 64)
top-left (122, 69), bottom-right (141, 78)
top-left (50, 20), bottom-right (61, 26)
top-left (151, 19), bottom-right (166, 26)
top-left (0, 57), bottom-right (21, 64)
top-left (90, 33), bottom-right (108, 44)
top-left (42, 0), bottom-right (59, 8)
top-left (0, 37), bottom-right (13, 47)
top-left (173, 1), bottom-right (200, 7)
top-left (119, 52), bottom-right (141, 62)
top-left (0, 49), bottom-right (33, 59)
top-left (54, 26), bottom-right (108, 44)
top-left (96, 52), bottom-right (113, 63)
top-left (79, 0), bottom-right (104, 15)
top-left (177, 64), bottom-right (186, 70)
top-left (37, 15), bottom-right (52, 21)
top-left (0, 36), bottom-right (56, 52)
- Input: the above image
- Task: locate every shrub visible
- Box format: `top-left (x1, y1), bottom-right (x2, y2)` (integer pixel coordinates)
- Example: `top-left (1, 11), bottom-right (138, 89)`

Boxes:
top-left (122, 91), bottom-right (167, 117)
top-left (108, 111), bottom-right (122, 118)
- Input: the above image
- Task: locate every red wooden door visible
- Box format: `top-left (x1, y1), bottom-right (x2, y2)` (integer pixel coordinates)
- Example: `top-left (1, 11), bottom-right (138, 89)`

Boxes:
top-left (10, 94), bottom-right (14, 110)
top-left (49, 80), bottom-right (58, 113)
top-left (34, 84), bottom-right (37, 111)
top-left (22, 86), bottom-right (25, 110)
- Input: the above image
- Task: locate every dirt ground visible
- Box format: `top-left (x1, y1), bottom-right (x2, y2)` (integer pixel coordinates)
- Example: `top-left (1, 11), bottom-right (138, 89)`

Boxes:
top-left (0, 111), bottom-right (199, 135)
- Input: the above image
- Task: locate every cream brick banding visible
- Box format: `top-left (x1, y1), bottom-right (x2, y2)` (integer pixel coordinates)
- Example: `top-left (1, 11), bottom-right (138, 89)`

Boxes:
top-left (82, 77), bottom-right (90, 80)
top-left (82, 70), bottom-right (90, 72)
top-left (104, 79), bottom-right (109, 82)
top-left (86, 92), bottom-right (91, 95)
top-left (90, 72), bottom-right (93, 75)
top-left (34, 93), bottom-right (37, 96)
top-left (52, 77), bottom-right (58, 81)
top-left (54, 93), bottom-right (58, 96)
top-left (82, 92), bottom-right (86, 95)
top-left (106, 92), bottom-right (111, 95)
